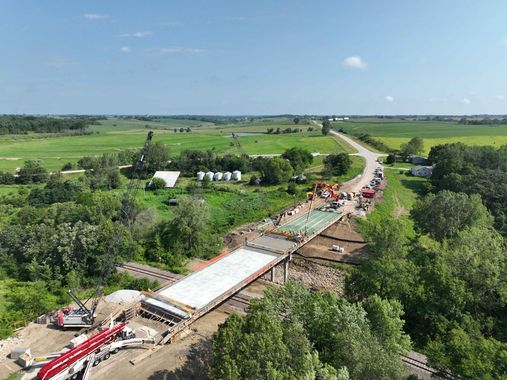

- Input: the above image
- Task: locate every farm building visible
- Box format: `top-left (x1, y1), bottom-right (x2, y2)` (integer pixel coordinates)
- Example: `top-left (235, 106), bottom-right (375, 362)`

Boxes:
top-left (150, 171), bottom-right (181, 188)
top-left (408, 155), bottom-right (429, 165)
top-left (410, 166), bottom-right (433, 178)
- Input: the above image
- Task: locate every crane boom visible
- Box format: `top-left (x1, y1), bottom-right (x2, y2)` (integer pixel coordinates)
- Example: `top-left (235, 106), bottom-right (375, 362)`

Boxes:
top-left (119, 130), bottom-right (154, 228)
top-left (56, 131), bottom-right (155, 329)
top-left (100, 130), bottom-right (154, 277)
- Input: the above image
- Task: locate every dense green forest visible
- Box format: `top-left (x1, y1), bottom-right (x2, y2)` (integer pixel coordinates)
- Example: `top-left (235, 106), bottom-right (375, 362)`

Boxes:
top-left (0, 115), bottom-right (95, 134)
top-left (428, 143), bottom-right (507, 234)
top-left (210, 282), bottom-right (411, 380)
top-left (344, 143), bottom-right (507, 379)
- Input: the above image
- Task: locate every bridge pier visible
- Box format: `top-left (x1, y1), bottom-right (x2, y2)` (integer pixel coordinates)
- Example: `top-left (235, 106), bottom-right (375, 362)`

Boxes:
top-left (283, 255), bottom-right (290, 283)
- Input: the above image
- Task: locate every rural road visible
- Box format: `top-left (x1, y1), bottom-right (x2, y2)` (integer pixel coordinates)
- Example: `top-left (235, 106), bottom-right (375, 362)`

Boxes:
top-left (58, 164), bottom-right (133, 175)
top-left (330, 130), bottom-right (386, 192)
top-left (310, 121), bottom-right (386, 192)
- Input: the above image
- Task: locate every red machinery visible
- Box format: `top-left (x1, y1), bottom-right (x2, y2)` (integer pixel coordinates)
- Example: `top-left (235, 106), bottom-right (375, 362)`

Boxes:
top-left (37, 323), bottom-right (125, 380)
top-left (307, 182), bottom-right (341, 201)
top-left (361, 188), bottom-right (376, 199)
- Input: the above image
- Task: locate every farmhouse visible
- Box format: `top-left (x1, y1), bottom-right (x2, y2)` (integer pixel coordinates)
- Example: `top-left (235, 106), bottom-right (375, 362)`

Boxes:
top-left (410, 165), bottom-right (433, 178)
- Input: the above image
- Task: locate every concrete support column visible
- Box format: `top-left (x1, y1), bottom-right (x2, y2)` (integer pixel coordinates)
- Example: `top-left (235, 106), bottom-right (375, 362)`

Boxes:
top-left (283, 257), bottom-right (289, 283)
top-left (270, 266), bottom-right (276, 282)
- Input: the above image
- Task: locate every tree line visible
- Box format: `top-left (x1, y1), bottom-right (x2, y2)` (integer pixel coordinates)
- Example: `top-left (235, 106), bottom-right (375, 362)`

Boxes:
top-left (0, 115), bottom-right (94, 134)
top-left (458, 117), bottom-right (507, 125)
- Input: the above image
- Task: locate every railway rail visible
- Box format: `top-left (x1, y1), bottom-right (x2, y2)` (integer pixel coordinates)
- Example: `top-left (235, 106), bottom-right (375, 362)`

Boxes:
top-left (400, 353), bottom-right (447, 379)
top-left (118, 263), bottom-right (252, 307)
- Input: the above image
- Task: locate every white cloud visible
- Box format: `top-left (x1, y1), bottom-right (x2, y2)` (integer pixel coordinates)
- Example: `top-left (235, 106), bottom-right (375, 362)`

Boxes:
top-left (462, 98), bottom-right (471, 105)
top-left (343, 56), bottom-right (368, 69)
top-left (385, 95), bottom-right (396, 104)
top-left (496, 94), bottom-right (505, 100)
top-left (120, 46), bottom-right (132, 53)
top-left (157, 47), bottom-right (206, 55)
top-left (120, 31), bottom-right (152, 38)
top-left (84, 13), bottom-right (108, 20)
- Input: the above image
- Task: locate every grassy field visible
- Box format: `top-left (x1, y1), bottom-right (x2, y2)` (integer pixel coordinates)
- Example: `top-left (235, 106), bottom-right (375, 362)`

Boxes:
top-left (361, 168), bottom-right (427, 237)
top-left (334, 119), bottom-right (507, 153)
top-left (0, 118), bottom-right (352, 172)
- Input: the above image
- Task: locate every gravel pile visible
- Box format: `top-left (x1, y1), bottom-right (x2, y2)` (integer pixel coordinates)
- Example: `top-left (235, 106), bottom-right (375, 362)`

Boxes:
top-left (104, 289), bottom-right (141, 303)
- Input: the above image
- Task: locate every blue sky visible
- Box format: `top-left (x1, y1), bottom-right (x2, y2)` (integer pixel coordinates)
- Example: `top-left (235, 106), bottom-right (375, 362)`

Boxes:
top-left (1, 0), bottom-right (506, 115)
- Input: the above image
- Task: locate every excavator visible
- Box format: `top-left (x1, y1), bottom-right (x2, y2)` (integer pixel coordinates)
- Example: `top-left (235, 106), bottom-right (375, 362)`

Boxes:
top-left (54, 131), bottom-right (155, 330)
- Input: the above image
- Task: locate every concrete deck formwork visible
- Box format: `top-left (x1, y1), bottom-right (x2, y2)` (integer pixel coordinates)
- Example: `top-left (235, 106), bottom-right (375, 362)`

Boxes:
top-left (277, 210), bottom-right (342, 236)
top-left (158, 246), bottom-right (280, 311)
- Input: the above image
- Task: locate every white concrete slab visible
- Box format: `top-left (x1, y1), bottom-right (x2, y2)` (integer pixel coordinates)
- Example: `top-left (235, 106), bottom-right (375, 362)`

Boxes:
top-left (158, 247), bottom-right (279, 309)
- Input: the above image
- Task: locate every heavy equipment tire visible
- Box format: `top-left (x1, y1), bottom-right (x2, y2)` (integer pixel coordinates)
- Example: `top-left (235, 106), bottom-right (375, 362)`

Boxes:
top-left (93, 358), bottom-right (101, 366)
top-left (104, 353), bottom-right (111, 360)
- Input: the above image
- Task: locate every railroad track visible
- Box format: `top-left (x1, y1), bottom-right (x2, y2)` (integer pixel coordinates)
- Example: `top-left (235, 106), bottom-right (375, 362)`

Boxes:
top-left (119, 263), bottom-right (252, 307)
top-left (401, 353), bottom-right (446, 379)
top-left (119, 263), bottom-right (182, 283)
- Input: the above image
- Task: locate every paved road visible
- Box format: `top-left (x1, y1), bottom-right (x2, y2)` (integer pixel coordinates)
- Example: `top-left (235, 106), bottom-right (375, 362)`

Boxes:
top-left (330, 130), bottom-right (386, 192)
top-left (311, 121), bottom-right (386, 193)
top-left (57, 164), bottom-right (133, 175)
top-left (249, 153), bottom-right (328, 158)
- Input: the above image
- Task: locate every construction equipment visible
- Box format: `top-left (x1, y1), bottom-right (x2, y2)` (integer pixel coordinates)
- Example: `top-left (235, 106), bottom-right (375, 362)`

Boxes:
top-left (55, 288), bottom-right (102, 329)
top-left (35, 322), bottom-right (154, 380)
top-left (303, 182), bottom-right (341, 235)
top-left (54, 131), bottom-right (155, 329)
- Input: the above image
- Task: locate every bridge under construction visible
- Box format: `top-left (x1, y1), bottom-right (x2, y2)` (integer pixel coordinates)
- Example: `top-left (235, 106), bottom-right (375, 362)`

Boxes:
top-left (131, 207), bottom-right (345, 364)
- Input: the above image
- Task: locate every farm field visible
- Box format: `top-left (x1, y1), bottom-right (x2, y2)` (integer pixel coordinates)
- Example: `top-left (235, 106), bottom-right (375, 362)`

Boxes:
top-left (334, 119), bottom-right (507, 153)
top-left (0, 118), bottom-right (352, 172)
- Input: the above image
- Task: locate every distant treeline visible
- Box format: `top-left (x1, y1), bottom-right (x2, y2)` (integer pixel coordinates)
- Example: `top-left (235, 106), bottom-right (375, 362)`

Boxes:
top-left (0, 115), bottom-right (97, 135)
top-left (458, 117), bottom-right (507, 125)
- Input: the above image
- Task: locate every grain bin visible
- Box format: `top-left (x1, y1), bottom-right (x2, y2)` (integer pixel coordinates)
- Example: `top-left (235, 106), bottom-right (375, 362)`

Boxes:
top-left (205, 171), bottom-right (214, 181)
top-left (223, 172), bottom-right (232, 181)
top-left (196, 171), bottom-right (205, 181)
top-left (232, 170), bottom-right (242, 181)
top-left (214, 172), bottom-right (223, 181)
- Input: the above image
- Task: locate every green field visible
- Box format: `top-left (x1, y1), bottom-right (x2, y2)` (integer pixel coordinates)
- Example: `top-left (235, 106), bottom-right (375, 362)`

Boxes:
top-left (361, 168), bottom-right (427, 237)
top-left (334, 119), bottom-right (507, 153)
top-left (0, 118), bottom-right (352, 172)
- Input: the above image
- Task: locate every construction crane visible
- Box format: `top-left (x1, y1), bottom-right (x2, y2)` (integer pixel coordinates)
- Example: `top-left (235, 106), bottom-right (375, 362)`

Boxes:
top-left (55, 288), bottom-right (102, 329)
top-left (54, 131), bottom-right (155, 330)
